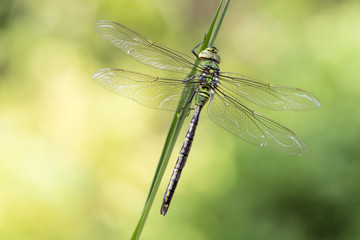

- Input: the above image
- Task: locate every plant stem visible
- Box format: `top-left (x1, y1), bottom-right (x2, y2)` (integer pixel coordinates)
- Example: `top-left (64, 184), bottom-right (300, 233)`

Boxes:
top-left (131, 1), bottom-right (230, 239)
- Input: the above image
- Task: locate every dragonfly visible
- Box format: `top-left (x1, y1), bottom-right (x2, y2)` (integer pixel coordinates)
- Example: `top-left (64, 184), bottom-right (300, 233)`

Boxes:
top-left (92, 20), bottom-right (321, 216)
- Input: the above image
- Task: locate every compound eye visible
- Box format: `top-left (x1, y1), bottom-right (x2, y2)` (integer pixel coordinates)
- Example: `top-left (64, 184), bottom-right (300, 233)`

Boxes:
top-left (208, 46), bottom-right (218, 53)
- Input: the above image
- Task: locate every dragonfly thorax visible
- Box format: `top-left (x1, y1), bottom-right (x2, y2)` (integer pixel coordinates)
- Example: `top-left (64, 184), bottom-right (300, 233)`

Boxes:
top-left (198, 46), bottom-right (221, 88)
top-left (199, 63), bottom-right (220, 89)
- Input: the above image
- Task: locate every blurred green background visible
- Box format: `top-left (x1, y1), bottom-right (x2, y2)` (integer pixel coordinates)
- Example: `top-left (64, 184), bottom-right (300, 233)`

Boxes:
top-left (1, 0), bottom-right (360, 239)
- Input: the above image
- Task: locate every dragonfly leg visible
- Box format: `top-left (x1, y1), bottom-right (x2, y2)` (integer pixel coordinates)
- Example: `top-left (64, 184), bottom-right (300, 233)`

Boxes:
top-left (191, 39), bottom-right (205, 59)
top-left (176, 91), bottom-right (196, 115)
top-left (182, 74), bottom-right (196, 83)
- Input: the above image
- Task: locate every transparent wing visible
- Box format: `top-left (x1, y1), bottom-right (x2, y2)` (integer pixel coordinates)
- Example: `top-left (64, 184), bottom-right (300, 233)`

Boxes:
top-left (94, 20), bottom-right (196, 73)
top-left (93, 69), bottom-right (197, 111)
top-left (208, 90), bottom-right (308, 155)
top-left (219, 72), bottom-right (321, 111)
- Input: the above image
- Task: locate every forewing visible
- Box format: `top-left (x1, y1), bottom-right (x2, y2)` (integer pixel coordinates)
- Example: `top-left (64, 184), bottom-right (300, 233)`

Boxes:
top-left (207, 91), bottom-right (308, 155)
top-left (219, 72), bottom-right (321, 111)
top-left (93, 69), bottom-right (195, 111)
top-left (95, 20), bottom-right (195, 73)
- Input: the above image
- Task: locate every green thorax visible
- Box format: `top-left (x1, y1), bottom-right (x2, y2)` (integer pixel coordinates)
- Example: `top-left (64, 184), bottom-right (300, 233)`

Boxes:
top-left (194, 46), bottom-right (221, 107)
top-left (199, 46), bottom-right (221, 85)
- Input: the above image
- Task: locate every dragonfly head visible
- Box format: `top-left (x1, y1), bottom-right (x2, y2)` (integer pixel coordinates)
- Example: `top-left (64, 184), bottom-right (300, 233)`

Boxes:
top-left (199, 46), bottom-right (221, 64)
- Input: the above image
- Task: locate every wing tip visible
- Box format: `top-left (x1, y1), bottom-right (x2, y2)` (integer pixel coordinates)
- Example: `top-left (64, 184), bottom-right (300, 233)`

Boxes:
top-left (298, 88), bottom-right (322, 110)
top-left (92, 68), bottom-right (108, 79)
top-left (94, 20), bottom-right (123, 31)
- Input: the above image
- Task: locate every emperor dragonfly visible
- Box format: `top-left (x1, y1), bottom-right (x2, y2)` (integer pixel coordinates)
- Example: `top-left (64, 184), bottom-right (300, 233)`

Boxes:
top-left (92, 20), bottom-right (321, 215)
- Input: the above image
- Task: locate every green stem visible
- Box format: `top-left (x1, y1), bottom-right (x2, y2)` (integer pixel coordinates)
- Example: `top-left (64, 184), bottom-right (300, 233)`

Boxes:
top-left (210, 0), bottom-right (231, 46)
top-left (131, 1), bottom-right (230, 239)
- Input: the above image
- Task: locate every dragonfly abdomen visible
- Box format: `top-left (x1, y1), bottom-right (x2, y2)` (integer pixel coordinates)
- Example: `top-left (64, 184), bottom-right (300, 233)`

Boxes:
top-left (161, 104), bottom-right (204, 215)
